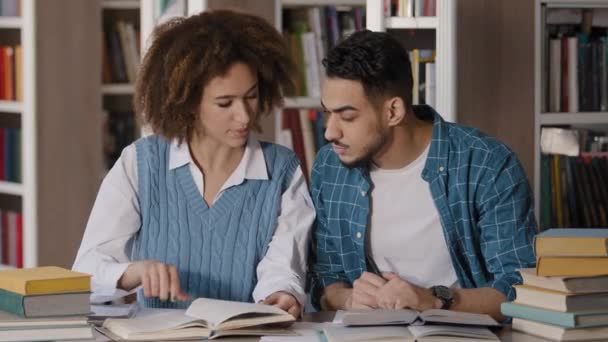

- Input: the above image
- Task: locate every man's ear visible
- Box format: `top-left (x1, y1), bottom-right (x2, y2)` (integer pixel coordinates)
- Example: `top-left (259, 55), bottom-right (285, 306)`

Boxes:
top-left (385, 97), bottom-right (406, 127)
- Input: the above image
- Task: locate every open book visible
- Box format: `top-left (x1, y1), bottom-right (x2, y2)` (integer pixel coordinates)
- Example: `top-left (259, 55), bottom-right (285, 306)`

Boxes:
top-left (324, 325), bottom-right (499, 342)
top-left (102, 298), bottom-right (296, 340)
top-left (337, 309), bottom-right (500, 327)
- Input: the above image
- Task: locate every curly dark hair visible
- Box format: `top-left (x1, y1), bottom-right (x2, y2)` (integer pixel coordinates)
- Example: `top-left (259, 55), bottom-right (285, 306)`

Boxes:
top-left (134, 9), bottom-right (294, 142)
top-left (323, 30), bottom-right (413, 110)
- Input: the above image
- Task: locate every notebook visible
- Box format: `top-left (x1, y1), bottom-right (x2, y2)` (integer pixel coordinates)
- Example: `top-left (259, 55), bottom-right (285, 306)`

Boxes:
top-left (324, 325), bottom-right (499, 342)
top-left (102, 297), bottom-right (296, 340)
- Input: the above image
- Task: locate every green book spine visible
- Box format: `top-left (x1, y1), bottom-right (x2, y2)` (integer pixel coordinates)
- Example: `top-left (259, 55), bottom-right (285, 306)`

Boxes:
top-left (0, 287), bottom-right (25, 317)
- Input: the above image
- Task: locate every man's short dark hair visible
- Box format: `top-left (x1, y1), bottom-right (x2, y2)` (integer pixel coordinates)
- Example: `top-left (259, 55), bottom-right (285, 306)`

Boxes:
top-left (323, 30), bottom-right (413, 110)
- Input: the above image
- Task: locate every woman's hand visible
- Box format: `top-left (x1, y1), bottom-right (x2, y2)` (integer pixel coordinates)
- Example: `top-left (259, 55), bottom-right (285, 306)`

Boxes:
top-left (118, 260), bottom-right (190, 302)
top-left (263, 291), bottom-right (301, 319)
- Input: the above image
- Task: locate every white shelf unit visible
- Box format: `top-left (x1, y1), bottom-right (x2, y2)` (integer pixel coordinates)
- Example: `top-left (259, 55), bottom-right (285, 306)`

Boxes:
top-left (0, 1), bottom-right (103, 269)
top-left (0, 0), bottom-right (35, 269)
top-left (366, 0), bottom-right (456, 123)
top-left (533, 0), bottom-right (608, 224)
top-left (0, 17), bottom-right (21, 29)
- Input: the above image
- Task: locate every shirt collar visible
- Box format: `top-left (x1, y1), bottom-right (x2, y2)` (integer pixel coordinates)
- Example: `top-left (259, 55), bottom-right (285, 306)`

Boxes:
top-left (168, 136), bottom-right (269, 181)
top-left (418, 105), bottom-right (450, 180)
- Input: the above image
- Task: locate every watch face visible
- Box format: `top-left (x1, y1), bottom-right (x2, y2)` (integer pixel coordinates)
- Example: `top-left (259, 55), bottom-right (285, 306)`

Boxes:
top-left (434, 285), bottom-right (451, 299)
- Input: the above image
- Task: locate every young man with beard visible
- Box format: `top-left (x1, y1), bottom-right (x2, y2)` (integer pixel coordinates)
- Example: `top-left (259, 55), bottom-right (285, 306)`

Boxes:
top-left (309, 30), bottom-right (537, 321)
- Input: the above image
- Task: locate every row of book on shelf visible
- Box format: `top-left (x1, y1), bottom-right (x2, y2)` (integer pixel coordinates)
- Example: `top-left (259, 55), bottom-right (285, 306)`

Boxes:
top-left (102, 19), bottom-right (141, 84)
top-left (383, 0), bottom-right (437, 18)
top-left (540, 127), bottom-right (608, 229)
top-left (102, 111), bottom-right (136, 170)
top-left (501, 228), bottom-right (608, 341)
top-left (283, 5), bottom-right (365, 98)
top-left (0, 0), bottom-right (18, 17)
top-left (279, 109), bottom-right (326, 182)
top-left (545, 8), bottom-right (608, 113)
top-left (0, 45), bottom-right (22, 102)
top-left (283, 5), bottom-right (436, 108)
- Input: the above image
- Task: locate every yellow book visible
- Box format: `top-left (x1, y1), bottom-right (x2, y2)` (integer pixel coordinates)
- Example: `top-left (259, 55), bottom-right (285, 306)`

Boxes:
top-left (0, 266), bottom-right (90, 295)
top-left (537, 256), bottom-right (608, 277)
top-left (535, 228), bottom-right (608, 257)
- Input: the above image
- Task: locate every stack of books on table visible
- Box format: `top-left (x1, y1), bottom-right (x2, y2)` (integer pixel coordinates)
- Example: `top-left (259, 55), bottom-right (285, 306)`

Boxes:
top-left (0, 266), bottom-right (94, 341)
top-left (502, 228), bottom-right (608, 341)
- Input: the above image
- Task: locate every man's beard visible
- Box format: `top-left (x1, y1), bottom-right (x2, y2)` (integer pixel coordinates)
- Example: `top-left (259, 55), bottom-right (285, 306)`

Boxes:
top-left (338, 131), bottom-right (388, 169)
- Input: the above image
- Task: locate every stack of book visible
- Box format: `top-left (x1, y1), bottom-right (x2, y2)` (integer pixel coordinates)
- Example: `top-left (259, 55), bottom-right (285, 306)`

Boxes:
top-left (502, 228), bottom-right (608, 341)
top-left (0, 266), bottom-right (94, 341)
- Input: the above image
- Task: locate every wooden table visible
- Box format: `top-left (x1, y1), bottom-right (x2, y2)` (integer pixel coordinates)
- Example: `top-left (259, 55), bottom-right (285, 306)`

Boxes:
top-left (93, 311), bottom-right (555, 341)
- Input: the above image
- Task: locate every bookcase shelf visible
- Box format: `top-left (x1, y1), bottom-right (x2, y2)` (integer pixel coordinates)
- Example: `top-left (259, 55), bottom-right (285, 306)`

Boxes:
top-left (281, 0), bottom-right (366, 7)
top-left (0, 181), bottom-right (22, 196)
top-left (101, 83), bottom-right (135, 95)
top-left (0, 0), bottom-right (105, 269)
top-left (0, 100), bottom-right (22, 113)
top-left (0, 17), bottom-right (21, 29)
top-left (534, 0), bottom-right (608, 229)
top-left (284, 97), bottom-right (322, 109)
top-left (540, 113), bottom-right (608, 125)
top-left (101, 0), bottom-right (140, 10)
top-left (385, 16), bottom-right (438, 29)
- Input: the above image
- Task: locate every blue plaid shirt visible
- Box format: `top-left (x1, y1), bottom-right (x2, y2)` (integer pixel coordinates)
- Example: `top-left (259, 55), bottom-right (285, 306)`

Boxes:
top-left (310, 106), bottom-right (537, 309)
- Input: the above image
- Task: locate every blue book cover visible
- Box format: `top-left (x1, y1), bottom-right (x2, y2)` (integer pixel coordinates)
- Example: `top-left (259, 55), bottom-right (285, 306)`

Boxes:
top-left (502, 302), bottom-right (608, 328)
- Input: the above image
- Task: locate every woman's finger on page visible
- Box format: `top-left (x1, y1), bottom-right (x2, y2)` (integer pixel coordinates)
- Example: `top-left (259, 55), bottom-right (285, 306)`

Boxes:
top-left (264, 292), bottom-right (280, 305)
top-left (148, 264), bottom-right (160, 297)
top-left (141, 272), bottom-right (152, 297)
top-left (156, 263), bottom-right (169, 301)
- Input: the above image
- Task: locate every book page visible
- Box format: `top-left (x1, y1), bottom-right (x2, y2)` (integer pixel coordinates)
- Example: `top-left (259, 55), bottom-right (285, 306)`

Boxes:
top-left (419, 310), bottom-right (499, 327)
top-left (324, 326), bottom-right (414, 342)
top-left (341, 309), bottom-right (419, 326)
top-left (409, 325), bottom-right (498, 340)
top-left (103, 309), bottom-right (200, 335)
top-left (185, 298), bottom-right (292, 329)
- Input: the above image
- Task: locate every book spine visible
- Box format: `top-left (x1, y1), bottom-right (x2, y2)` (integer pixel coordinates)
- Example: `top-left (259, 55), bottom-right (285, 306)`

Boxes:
top-left (0, 287), bottom-right (25, 316)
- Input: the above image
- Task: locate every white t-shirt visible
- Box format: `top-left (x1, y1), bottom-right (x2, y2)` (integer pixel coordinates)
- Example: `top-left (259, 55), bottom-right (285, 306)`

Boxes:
top-left (369, 145), bottom-right (458, 288)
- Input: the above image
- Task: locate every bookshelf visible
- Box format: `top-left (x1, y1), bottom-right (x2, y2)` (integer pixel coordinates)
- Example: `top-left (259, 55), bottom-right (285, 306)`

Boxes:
top-left (100, 0), bottom-right (141, 170)
top-left (367, 0), bottom-right (456, 123)
top-left (271, 0), bottom-right (457, 178)
top-left (534, 0), bottom-right (608, 229)
top-left (0, 0), bottom-right (103, 269)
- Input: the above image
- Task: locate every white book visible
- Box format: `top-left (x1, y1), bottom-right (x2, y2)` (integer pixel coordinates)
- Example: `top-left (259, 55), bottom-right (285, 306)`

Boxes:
top-left (513, 318), bottom-right (608, 341)
top-left (567, 36), bottom-right (579, 113)
top-left (103, 298), bottom-right (295, 341)
top-left (302, 32), bottom-right (320, 98)
top-left (549, 38), bottom-right (562, 112)
top-left (425, 62), bottom-right (436, 108)
top-left (324, 324), bottom-right (498, 342)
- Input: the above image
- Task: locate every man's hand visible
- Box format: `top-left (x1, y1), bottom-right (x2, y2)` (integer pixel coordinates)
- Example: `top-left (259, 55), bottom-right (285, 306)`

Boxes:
top-left (345, 272), bottom-right (388, 310)
top-left (375, 272), bottom-right (441, 311)
top-left (264, 291), bottom-right (301, 319)
top-left (118, 260), bottom-right (190, 302)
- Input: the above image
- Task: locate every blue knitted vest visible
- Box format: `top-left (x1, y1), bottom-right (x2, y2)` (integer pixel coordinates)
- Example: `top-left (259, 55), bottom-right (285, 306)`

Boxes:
top-left (132, 135), bottom-right (299, 308)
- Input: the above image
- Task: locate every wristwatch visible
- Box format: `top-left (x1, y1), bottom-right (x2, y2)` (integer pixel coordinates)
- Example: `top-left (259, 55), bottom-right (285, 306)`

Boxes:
top-left (430, 285), bottom-right (453, 310)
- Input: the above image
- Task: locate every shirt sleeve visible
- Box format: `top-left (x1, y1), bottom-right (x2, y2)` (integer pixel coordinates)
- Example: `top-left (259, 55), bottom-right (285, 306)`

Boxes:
top-left (477, 150), bottom-right (537, 301)
top-left (252, 166), bottom-right (315, 306)
top-left (309, 156), bottom-right (351, 310)
top-left (72, 144), bottom-right (141, 296)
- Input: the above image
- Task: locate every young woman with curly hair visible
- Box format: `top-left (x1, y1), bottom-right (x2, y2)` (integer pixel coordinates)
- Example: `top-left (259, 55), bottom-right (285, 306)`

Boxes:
top-left (73, 10), bottom-right (313, 318)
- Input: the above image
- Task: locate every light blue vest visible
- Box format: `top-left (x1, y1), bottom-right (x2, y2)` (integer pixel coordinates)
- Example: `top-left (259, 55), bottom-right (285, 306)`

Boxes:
top-left (132, 135), bottom-right (299, 308)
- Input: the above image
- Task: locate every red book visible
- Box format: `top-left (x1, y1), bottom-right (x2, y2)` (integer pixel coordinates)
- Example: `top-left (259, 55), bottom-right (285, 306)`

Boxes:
top-left (15, 212), bottom-right (22, 268)
top-left (283, 109), bottom-right (308, 182)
